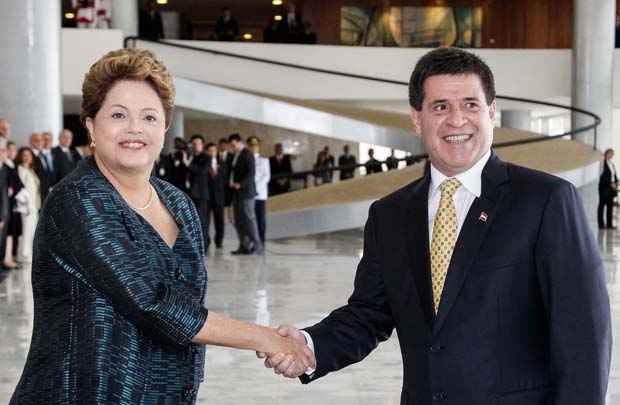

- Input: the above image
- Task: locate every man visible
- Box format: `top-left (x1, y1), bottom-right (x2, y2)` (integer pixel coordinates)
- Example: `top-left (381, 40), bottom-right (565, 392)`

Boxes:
top-left (30, 132), bottom-right (52, 202)
top-left (269, 143), bottom-right (293, 195)
top-left (264, 47), bottom-right (611, 404)
top-left (205, 142), bottom-right (227, 249)
top-left (337, 144), bottom-right (356, 181)
top-left (0, 119), bottom-right (11, 138)
top-left (167, 137), bottom-right (189, 193)
top-left (0, 138), bottom-right (10, 269)
top-left (248, 136), bottom-right (271, 245)
top-left (386, 149), bottom-right (399, 170)
top-left (52, 129), bottom-right (81, 182)
top-left (364, 148), bottom-right (383, 175)
top-left (214, 6), bottom-right (239, 41)
top-left (187, 134), bottom-right (211, 254)
top-left (228, 133), bottom-right (262, 255)
top-left (42, 132), bottom-right (57, 185)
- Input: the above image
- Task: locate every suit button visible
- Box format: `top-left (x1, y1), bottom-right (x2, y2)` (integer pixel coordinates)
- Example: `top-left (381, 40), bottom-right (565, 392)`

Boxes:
top-left (429, 345), bottom-right (443, 353)
top-left (432, 392), bottom-right (447, 401)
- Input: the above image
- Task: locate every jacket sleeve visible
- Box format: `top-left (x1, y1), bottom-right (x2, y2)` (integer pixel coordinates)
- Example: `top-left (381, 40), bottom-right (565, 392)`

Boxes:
top-left (44, 182), bottom-right (208, 347)
top-left (239, 152), bottom-right (255, 190)
top-left (301, 203), bottom-right (394, 383)
top-left (535, 181), bottom-right (611, 404)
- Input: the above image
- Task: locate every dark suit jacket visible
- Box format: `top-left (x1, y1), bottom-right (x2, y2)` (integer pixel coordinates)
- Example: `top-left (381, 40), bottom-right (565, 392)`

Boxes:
top-left (51, 146), bottom-right (80, 183)
top-left (0, 165), bottom-right (10, 223)
top-left (301, 153), bottom-right (611, 405)
top-left (598, 159), bottom-right (618, 198)
top-left (207, 156), bottom-right (227, 206)
top-left (338, 154), bottom-right (357, 180)
top-left (365, 158), bottom-right (383, 175)
top-left (188, 153), bottom-right (210, 200)
top-left (33, 152), bottom-right (52, 202)
top-left (269, 154), bottom-right (293, 195)
top-left (167, 151), bottom-right (189, 194)
top-left (10, 157), bottom-right (208, 404)
top-left (231, 148), bottom-right (256, 199)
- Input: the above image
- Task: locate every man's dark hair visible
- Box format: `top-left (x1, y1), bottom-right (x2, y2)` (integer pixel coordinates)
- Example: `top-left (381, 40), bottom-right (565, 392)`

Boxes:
top-left (206, 142), bottom-right (217, 149)
top-left (228, 133), bottom-right (242, 143)
top-left (190, 134), bottom-right (205, 143)
top-left (218, 138), bottom-right (228, 144)
top-left (409, 47), bottom-right (495, 111)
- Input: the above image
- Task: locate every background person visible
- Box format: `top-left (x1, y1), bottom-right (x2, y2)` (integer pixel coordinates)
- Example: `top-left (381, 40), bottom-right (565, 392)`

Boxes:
top-left (598, 148), bottom-right (618, 229)
top-left (15, 147), bottom-right (39, 265)
top-left (248, 136), bottom-right (270, 245)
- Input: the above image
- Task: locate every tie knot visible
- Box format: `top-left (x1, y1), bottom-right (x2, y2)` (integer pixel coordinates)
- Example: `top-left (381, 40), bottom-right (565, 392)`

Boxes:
top-left (440, 178), bottom-right (461, 197)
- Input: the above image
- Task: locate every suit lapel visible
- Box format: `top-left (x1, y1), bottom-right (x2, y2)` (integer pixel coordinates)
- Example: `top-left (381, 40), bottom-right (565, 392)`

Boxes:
top-left (432, 154), bottom-right (510, 337)
top-left (404, 173), bottom-right (435, 329)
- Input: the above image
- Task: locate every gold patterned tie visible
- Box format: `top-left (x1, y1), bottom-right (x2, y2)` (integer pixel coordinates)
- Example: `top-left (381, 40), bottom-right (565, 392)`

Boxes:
top-left (430, 178), bottom-right (461, 313)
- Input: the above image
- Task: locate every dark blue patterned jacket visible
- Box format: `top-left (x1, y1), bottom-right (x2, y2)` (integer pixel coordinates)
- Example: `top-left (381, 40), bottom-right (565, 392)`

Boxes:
top-left (11, 157), bottom-right (209, 404)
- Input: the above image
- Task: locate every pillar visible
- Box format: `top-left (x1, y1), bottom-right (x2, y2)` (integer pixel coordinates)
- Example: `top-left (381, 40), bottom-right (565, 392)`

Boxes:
top-left (0, 1), bottom-right (62, 146)
top-left (165, 109), bottom-right (184, 153)
top-left (500, 110), bottom-right (532, 132)
top-left (111, 0), bottom-right (139, 38)
top-left (572, 0), bottom-right (615, 150)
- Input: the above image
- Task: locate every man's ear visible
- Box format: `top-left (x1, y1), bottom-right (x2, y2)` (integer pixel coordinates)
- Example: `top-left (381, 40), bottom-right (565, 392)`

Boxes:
top-left (410, 108), bottom-right (421, 136)
top-left (488, 99), bottom-right (497, 121)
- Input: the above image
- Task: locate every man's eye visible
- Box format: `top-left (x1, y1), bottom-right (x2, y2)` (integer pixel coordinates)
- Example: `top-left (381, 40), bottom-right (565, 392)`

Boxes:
top-left (433, 104), bottom-right (447, 112)
top-left (465, 102), bottom-right (479, 110)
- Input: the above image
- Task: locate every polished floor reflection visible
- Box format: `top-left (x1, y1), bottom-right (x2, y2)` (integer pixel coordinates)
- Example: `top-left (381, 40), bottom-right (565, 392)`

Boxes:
top-left (1, 182), bottom-right (620, 404)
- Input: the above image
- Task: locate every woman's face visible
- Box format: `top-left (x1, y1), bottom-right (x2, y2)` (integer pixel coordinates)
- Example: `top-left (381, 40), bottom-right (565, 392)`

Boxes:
top-left (21, 150), bottom-right (33, 167)
top-left (85, 80), bottom-right (166, 175)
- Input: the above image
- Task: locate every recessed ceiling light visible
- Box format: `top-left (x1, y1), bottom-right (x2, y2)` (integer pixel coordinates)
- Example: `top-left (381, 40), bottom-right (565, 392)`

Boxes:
top-left (156, 0), bottom-right (168, 4)
top-left (274, 15), bottom-right (283, 21)
top-left (243, 33), bottom-right (253, 40)
top-left (272, 0), bottom-right (283, 5)
top-left (65, 12), bottom-right (75, 19)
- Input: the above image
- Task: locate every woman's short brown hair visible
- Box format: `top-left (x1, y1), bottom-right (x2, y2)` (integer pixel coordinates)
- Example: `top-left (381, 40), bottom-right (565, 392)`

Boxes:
top-left (80, 48), bottom-right (175, 128)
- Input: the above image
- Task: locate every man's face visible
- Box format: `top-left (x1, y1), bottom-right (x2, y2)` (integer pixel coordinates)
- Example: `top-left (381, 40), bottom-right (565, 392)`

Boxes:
top-left (192, 139), bottom-right (204, 154)
top-left (230, 139), bottom-right (241, 151)
top-left (0, 120), bottom-right (10, 138)
top-left (30, 133), bottom-right (43, 150)
top-left (218, 142), bottom-right (229, 153)
top-left (275, 144), bottom-right (283, 155)
top-left (60, 130), bottom-right (73, 147)
top-left (410, 73), bottom-right (495, 177)
top-left (207, 145), bottom-right (217, 158)
top-left (43, 133), bottom-right (53, 149)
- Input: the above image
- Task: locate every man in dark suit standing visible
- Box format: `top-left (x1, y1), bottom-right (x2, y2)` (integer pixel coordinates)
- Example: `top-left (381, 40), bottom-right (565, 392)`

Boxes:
top-left (52, 129), bottom-right (81, 183)
top-left (30, 132), bottom-right (52, 202)
top-left (269, 143), bottom-right (293, 195)
top-left (206, 142), bottom-right (227, 249)
top-left (187, 134), bottom-right (211, 254)
top-left (598, 148), bottom-right (617, 229)
top-left (263, 47), bottom-right (611, 405)
top-left (229, 133), bottom-right (262, 255)
top-left (0, 138), bottom-right (10, 268)
top-left (338, 144), bottom-right (356, 181)
top-left (364, 148), bottom-right (383, 175)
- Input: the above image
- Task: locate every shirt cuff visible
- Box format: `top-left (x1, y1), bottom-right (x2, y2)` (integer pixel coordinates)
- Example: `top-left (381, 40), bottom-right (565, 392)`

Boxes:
top-left (300, 330), bottom-right (316, 375)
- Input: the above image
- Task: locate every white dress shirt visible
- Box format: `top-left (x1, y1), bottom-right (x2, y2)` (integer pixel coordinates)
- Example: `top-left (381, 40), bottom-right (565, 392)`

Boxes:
top-left (427, 150), bottom-right (491, 243)
top-left (301, 150), bottom-right (492, 376)
top-left (254, 153), bottom-right (271, 201)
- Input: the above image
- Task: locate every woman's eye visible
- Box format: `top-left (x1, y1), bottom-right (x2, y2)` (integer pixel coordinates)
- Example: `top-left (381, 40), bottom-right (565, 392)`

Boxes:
top-left (111, 112), bottom-right (125, 119)
top-left (145, 115), bottom-right (157, 122)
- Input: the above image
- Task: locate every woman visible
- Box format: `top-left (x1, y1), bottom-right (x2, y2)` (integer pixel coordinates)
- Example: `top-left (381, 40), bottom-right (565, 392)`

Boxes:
top-left (10, 49), bottom-right (312, 404)
top-left (4, 141), bottom-right (24, 269)
top-left (15, 147), bottom-right (39, 264)
top-left (598, 148), bottom-right (618, 229)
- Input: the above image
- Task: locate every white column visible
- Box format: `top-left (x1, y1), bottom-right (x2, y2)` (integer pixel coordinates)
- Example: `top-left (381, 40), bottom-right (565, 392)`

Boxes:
top-left (0, 1), bottom-right (62, 146)
top-left (165, 109), bottom-right (184, 153)
top-left (500, 110), bottom-right (532, 132)
top-left (111, 0), bottom-right (139, 38)
top-left (572, 0), bottom-right (615, 150)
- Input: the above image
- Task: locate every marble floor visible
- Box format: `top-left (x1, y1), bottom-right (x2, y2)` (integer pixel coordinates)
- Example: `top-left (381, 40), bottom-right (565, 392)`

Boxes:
top-left (1, 182), bottom-right (620, 404)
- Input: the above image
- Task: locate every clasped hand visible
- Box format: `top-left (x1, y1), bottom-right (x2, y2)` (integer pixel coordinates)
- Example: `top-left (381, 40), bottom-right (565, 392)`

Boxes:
top-left (258, 325), bottom-right (315, 378)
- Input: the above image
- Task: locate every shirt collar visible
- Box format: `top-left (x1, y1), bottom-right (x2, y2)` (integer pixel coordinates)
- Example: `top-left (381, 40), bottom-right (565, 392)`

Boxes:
top-left (430, 150), bottom-right (491, 198)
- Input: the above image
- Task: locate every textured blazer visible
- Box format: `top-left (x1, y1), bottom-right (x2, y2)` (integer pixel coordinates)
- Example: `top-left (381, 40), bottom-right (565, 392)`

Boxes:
top-left (301, 153), bottom-right (611, 405)
top-left (11, 157), bottom-right (209, 405)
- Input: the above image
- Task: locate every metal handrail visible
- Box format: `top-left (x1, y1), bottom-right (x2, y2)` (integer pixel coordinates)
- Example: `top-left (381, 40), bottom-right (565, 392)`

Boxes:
top-left (124, 36), bottom-right (602, 182)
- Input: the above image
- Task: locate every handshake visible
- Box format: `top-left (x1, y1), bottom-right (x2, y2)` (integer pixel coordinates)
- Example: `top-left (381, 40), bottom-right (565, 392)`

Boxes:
top-left (257, 325), bottom-right (316, 378)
